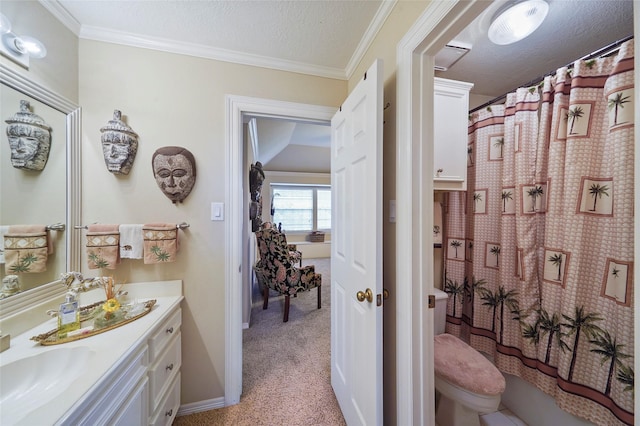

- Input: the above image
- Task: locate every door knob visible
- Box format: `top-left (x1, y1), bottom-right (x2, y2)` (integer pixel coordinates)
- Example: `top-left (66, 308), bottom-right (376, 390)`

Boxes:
top-left (356, 288), bottom-right (373, 303)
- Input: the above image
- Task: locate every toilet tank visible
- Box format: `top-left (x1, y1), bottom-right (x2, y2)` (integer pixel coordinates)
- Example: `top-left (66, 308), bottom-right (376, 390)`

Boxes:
top-left (433, 288), bottom-right (448, 335)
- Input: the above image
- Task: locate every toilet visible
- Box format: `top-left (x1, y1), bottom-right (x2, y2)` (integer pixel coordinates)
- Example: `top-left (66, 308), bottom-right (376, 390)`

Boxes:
top-left (433, 288), bottom-right (506, 426)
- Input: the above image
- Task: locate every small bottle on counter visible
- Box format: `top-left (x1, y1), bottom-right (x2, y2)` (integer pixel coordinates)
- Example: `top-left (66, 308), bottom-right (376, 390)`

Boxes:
top-left (58, 293), bottom-right (80, 338)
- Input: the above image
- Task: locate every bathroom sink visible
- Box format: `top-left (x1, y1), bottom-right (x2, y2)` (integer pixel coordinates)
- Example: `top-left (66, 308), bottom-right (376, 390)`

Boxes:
top-left (0, 346), bottom-right (92, 424)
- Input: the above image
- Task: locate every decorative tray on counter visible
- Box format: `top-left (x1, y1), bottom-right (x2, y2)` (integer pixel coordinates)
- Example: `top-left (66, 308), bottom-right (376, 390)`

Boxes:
top-left (31, 299), bottom-right (157, 346)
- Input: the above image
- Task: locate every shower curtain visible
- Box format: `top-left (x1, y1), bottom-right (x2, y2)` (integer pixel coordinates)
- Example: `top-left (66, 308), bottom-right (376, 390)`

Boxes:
top-left (443, 40), bottom-right (634, 425)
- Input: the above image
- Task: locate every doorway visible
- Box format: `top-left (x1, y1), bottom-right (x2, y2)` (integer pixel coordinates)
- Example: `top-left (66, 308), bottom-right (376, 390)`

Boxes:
top-left (225, 95), bottom-right (335, 405)
top-left (396, 0), bottom-right (638, 424)
top-left (223, 3), bottom-right (489, 421)
top-left (394, 1), bottom-right (491, 424)
top-left (224, 3), bottom-right (491, 422)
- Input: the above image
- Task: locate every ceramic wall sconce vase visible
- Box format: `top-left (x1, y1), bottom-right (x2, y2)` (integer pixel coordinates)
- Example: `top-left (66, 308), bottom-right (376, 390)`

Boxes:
top-left (100, 109), bottom-right (138, 175)
top-left (5, 100), bottom-right (52, 171)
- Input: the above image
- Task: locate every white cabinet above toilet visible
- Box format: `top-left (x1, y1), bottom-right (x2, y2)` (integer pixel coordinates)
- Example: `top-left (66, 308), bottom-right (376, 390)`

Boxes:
top-left (433, 77), bottom-right (473, 191)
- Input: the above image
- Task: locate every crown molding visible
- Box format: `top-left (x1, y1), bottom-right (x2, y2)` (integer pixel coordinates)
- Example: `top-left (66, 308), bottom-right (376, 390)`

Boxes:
top-left (41, 0), bottom-right (397, 81)
top-left (80, 24), bottom-right (347, 80)
top-left (345, 0), bottom-right (397, 80)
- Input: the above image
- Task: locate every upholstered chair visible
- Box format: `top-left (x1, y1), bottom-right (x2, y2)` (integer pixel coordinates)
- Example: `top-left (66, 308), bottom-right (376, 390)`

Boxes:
top-left (253, 227), bottom-right (321, 322)
top-left (262, 222), bottom-right (302, 266)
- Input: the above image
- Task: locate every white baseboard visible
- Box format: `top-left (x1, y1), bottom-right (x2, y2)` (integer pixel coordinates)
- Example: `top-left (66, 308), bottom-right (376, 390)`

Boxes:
top-left (177, 397), bottom-right (226, 417)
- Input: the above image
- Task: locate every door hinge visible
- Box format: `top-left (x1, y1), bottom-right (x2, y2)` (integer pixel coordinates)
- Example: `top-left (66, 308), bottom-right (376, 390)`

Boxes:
top-left (428, 294), bottom-right (435, 309)
top-left (377, 288), bottom-right (390, 307)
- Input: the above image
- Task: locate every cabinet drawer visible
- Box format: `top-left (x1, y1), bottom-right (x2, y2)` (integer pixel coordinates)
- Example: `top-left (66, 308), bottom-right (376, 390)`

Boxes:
top-left (149, 308), bottom-right (181, 359)
top-left (150, 332), bottom-right (181, 410)
top-left (150, 372), bottom-right (181, 426)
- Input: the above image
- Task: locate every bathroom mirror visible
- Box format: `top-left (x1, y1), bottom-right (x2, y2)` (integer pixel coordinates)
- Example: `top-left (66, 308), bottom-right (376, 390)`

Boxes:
top-left (0, 63), bottom-right (81, 318)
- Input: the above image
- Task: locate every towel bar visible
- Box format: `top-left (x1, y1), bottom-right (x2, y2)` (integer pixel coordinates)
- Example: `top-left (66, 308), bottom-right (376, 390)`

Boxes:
top-left (46, 223), bottom-right (66, 231)
top-left (75, 222), bottom-right (190, 230)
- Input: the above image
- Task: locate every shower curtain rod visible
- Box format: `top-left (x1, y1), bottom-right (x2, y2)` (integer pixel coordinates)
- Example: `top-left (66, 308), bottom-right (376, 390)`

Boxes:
top-left (469, 35), bottom-right (634, 114)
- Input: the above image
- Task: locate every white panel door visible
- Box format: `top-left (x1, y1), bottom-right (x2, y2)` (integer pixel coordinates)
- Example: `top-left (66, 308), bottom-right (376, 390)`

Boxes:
top-left (331, 59), bottom-right (383, 426)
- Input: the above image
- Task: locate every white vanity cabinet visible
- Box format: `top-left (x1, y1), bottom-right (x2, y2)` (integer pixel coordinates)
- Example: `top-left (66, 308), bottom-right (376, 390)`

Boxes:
top-left (54, 298), bottom-right (182, 426)
top-left (433, 77), bottom-right (473, 191)
top-left (148, 307), bottom-right (182, 425)
top-left (60, 345), bottom-right (150, 425)
top-left (2, 282), bottom-right (183, 426)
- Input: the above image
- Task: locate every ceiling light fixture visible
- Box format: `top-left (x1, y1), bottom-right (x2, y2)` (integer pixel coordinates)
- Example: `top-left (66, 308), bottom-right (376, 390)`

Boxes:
top-left (0, 13), bottom-right (47, 69)
top-left (488, 0), bottom-right (549, 45)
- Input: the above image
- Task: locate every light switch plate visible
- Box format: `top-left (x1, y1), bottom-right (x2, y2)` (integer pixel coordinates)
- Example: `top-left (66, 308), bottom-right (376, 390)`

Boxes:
top-left (211, 202), bottom-right (224, 221)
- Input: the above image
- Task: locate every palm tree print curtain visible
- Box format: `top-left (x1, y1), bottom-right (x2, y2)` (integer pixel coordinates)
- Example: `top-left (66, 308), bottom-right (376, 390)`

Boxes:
top-left (443, 40), bottom-right (634, 425)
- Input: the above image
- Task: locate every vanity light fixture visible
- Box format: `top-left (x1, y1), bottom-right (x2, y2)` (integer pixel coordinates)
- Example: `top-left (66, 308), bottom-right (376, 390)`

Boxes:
top-left (488, 0), bottom-right (549, 45)
top-left (0, 13), bottom-right (47, 69)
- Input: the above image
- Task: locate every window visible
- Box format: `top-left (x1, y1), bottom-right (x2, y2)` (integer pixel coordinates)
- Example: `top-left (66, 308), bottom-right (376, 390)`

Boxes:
top-left (271, 185), bottom-right (331, 232)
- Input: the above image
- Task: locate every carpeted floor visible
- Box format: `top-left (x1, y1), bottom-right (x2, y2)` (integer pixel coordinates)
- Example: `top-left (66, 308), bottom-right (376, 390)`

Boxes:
top-left (174, 258), bottom-right (346, 425)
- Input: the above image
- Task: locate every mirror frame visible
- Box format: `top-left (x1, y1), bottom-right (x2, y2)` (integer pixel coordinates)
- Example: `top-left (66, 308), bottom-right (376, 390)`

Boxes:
top-left (0, 63), bottom-right (81, 319)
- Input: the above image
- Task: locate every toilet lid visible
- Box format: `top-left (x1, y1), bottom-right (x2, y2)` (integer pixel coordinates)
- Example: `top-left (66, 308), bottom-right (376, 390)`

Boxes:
top-left (434, 333), bottom-right (506, 396)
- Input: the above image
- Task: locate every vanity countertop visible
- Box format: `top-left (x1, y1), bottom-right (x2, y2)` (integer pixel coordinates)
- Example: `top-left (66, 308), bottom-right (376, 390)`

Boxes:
top-left (0, 280), bottom-right (183, 426)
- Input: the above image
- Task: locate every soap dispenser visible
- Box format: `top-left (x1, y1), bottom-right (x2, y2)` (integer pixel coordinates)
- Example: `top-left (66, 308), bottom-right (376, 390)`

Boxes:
top-left (58, 293), bottom-right (80, 338)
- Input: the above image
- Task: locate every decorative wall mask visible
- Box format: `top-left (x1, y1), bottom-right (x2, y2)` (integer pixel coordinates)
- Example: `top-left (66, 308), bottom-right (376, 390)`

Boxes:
top-left (0, 275), bottom-right (20, 299)
top-left (100, 109), bottom-right (138, 175)
top-left (152, 146), bottom-right (196, 204)
top-left (249, 161), bottom-right (265, 232)
top-left (5, 100), bottom-right (52, 171)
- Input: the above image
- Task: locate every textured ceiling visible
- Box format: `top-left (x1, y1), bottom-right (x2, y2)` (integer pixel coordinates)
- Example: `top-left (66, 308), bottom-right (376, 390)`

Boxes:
top-left (48, 0), bottom-right (636, 96)
top-left (438, 0), bottom-right (634, 99)
top-left (42, 0), bottom-right (635, 173)
top-left (49, 0), bottom-right (390, 79)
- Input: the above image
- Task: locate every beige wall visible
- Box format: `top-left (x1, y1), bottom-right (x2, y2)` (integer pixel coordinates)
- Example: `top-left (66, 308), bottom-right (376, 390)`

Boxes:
top-left (78, 40), bottom-right (346, 403)
top-left (0, 1), bottom-right (78, 103)
top-left (7, 0), bottom-right (431, 416)
top-left (347, 2), bottom-right (430, 424)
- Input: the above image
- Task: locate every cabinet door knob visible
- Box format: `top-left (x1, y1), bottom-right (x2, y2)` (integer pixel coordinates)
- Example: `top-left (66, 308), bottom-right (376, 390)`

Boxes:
top-left (165, 408), bottom-right (173, 417)
top-left (166, 363), bottom-right (174, 371)
top-left (166, 326), bottom-right (174, 334)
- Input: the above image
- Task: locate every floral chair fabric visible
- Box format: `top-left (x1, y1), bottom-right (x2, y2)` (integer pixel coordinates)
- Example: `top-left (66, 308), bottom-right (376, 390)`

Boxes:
top-left (262, 222), bottom-right (302, 265)
top-left (254, 227), bottom-right (321, 322)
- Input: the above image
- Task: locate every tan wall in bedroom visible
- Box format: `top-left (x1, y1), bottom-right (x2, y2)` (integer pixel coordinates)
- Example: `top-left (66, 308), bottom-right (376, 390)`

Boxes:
top-left (78, 40), bottom-right (347, 404)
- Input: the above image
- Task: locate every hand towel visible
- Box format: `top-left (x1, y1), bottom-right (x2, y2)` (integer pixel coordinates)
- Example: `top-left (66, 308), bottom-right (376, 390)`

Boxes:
top-left (143, 223), bottom-right (178, 264)
top-left (0, 225), bottom-right (8, 264)
top-left (119, 224), bottom-right (144, 259)
top-left (86, 224), bottom-right (120, 270)
top-left (4, 225), bottom-right (49, 273)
